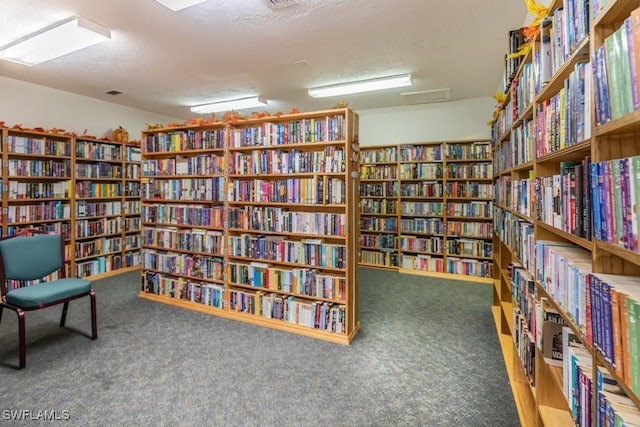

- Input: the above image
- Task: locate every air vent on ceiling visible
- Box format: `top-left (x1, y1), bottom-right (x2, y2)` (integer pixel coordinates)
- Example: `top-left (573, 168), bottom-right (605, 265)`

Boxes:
top-left (401, 88), bottom-right (450, 104)
top-left (105, 90), bottom-right (123, 96)
top-left (264, 0), bottom-right (299, 9)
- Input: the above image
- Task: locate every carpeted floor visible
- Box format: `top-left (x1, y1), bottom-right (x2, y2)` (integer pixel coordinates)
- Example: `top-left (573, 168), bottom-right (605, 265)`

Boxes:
top-left (0, 267), bottom-right (519, 426)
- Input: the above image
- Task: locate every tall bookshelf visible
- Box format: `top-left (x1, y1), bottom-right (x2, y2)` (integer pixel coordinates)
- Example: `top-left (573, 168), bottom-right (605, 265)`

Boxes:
top-left (0, 128), bottom-right (142, 280)
top-left (139, 108), bottom-right (360, 344)
top-left (491, 1), bottom-right (640, 426)
top-left (358, 140), bottom-right (493, 282)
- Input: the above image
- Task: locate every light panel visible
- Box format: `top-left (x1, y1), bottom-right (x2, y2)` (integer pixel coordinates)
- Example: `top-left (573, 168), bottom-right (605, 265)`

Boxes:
top-left (308, 74), bottom-right (412, 98)
top-left (0, 17), bottom-right (111, 66)
top-left (190, 96), bottom-right (268, 114)
top-left (155, 0), bottom-right (207, 11)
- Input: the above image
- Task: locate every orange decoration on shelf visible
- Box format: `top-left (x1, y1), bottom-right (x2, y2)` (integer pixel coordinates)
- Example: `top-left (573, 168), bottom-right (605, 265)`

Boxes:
top-left (113, 126), bottom-right (129, 142)
top-left (290, 107), bottom-right (299, 114)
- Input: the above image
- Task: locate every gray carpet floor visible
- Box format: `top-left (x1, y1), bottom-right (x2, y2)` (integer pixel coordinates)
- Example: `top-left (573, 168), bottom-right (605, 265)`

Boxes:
top-left (0, 267), bottom-right (519, 427)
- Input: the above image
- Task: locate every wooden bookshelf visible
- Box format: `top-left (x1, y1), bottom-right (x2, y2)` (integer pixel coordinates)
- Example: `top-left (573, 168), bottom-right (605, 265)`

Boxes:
top-left (0, 128), bottom-right (141, 280)
top-left (358, 140), bottom-right (493, 282)
top-left (139, 108), bottom-right (360, 344)
top-left (491, 1), bottom-right (640, 425)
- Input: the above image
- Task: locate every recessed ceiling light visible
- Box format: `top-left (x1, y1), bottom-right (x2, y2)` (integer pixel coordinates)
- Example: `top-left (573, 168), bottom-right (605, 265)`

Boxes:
top-left (105, 90), bottom-right (123, 96)
top-left (264, 0), bottom-right (299, 9)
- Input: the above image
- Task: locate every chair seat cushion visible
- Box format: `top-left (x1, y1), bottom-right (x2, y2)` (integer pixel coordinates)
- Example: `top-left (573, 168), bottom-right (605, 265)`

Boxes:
top-left (6, 278), bottom-right (92, 308)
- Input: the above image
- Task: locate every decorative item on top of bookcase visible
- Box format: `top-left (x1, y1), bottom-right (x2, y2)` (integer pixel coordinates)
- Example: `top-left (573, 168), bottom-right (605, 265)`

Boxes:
top-left (491, 2), bottom-right (640, 426)
top-left (138, 108), bottom-right (360, 345)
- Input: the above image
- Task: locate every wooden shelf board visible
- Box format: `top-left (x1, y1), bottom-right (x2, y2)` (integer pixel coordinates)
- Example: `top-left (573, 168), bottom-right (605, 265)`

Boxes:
top-left (84, 265), bottom-right (140, 281)
top-left (358, 262), bottom-right (399, 271)
top-left (538, 405), bottom-right (574, 427)
top-left (398, 268), bottom-right (492, 284)
top-left (138, 291), bottom-right (356, 345)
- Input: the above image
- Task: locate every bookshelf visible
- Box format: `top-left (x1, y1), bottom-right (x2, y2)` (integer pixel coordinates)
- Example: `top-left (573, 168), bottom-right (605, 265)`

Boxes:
top-left (359, 144), bottom-right (399, 269)
top-left (358, 140), bottom-right (493, 282)
top-left (491, 1), bottom-right (640, 426)
top-left (139, 108), bottom-right (360, 344)
top-left (0, 128), bottom-right (142, 280)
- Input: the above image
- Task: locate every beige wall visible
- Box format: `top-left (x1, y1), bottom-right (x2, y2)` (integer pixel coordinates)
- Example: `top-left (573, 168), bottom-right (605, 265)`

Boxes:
top-left (356, 97), bottom-right (495, 147)
top-left (0, 75), bottom-right (181, 139)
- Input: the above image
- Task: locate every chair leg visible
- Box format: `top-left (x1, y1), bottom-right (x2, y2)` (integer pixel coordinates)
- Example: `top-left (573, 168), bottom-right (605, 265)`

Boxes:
top-left (17, 310), bottom-right (26, 369)
top-left (90, 290), bottom-right (97, 340)
top-left (60, 301), bottom-right (69, 327)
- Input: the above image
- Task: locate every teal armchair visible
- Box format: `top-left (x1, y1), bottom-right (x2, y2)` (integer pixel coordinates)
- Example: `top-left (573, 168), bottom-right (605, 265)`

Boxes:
top-left (0, 230), bottom-right (97, 369)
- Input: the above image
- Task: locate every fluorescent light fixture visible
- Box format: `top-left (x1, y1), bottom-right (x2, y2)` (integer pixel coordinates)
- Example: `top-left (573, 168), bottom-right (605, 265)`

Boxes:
top-left (0, 17), bottom-right (110, 66)
top-left (308, 74), bottom-right (412, 98)
top-left (155, 0), bottom-right (207, 11)
top-left (190, 96), bottom-right (268, 114)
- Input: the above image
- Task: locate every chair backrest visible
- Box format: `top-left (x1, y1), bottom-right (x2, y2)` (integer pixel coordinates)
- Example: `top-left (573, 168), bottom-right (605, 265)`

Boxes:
top-left (0, 232), bottom-right (64, 283)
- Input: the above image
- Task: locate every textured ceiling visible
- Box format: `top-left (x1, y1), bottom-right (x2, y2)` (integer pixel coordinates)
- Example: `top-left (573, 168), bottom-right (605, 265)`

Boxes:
top-left (0, 0), bottom-right (529, 119)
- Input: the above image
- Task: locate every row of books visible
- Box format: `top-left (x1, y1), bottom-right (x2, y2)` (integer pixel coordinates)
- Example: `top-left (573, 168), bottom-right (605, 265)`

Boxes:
top-left (143, 227), bottom-right (224, 254)
top-left (75, 236), bottom-right (121, 259)
top-left (75, 251), bottom-right (140, 278)
top-left (360, 164), bottom-right (397, 180)
top-left (230, 146), bottom-right (345, 175)
top-left (7, 158), bottom-right (71, 177)
top-left (360, 216), bottom-right (397, 233)
top-left (228, 177), bottom-right (345, 205)
top-left (230, 116), bottom-right (346, 147)
top-left (227, 261), bottom-right (346, 301)
top-left (445, 163), bottom-right (493, 179)
top-left (361, 198), bottom-right (397, 215)
top-left (125, 163), bottom-right (140, 179)
top-left (446, 238), bottom-right (493, 258)
top-left (399, 218), bottom-right (444, 235)
top-left (141, 204), bottom-right (224, 228)
top-left (591, 155), bottom-right (640, 251)
top-left (446, 257), bottom-right (492, 277)
top-left (75, 162), bottom-right (122, 179)
top-left (445, 142), bottom-right (491, 160)
top-left (401, 254), bottom-right (444, 272)
top-left (511, 176), bottom-right (535, 219)
top-left (7, 135), bottom-right (71, 157)
top-left (535, 61), bottom-right (592, 158)
top-left (124, 234), bottom-right (141, 250)
top-left (360, 250), bottom-right (398, 267)
top-left (445, 182), bottom-right (493, 199)
top-left (77, 200), bottom-right (140, 217)
top-left (124, 217), bottom-right (140, 231)
top-left (445, 201), bottom-right (492, 218)
top-left (141, 177), bottom-right (224, 201)
top-left (360, 233), bottom-right (396, 250)
top-left (593, 9), bottom-right (640, 124)
top-left (400, 235), bottom-right (443, 254)
top-left (399, 144), bottom-right (442, 162)
top-left (360, 181), bottom-right (397, 197)
top-left (228, 236), bottom-right (347, 270)
top-left (446, 221), bottom-right (493, 239)
top-left (227, 206), bottom-right (345, 237)
top-left (511, 63), bottom-right (533, 119)
top-left (75, 217), bottom-right (122, 239)
top-left (7, 202), bottom-right (70, 223)
top-left (7, 222), bottom-right (72, 239)
top-left (126, 146), bottom-right (141, 162)
top-left (228, 288), bottom-right (346, 333)
top-left (142, 272), bottom-right (225, 308)
top-left (75, 182), bottom-right (127, 198)
top-left (492, 118), bottom-right (534, 173)
top-left (142, 250), bottom-right (225, 281)
top-left (143, 129), bottom-right (225, 153)
top-left (535, 157), bottom-right (592, 240)
top-left (400, 201), bottom-right (442, 216)
top-left (361, 146), bottom-right (397, 163)
top-left (8, 181), bottom-right (68, 200)
top-left (399, 163), bottom-right (442, 180)
top-left (141, 154), bottom-right (223, 177)
top-left (399, 182), bottom-right (441, 198)
top-left (76, 141), bottom-right (122, 161)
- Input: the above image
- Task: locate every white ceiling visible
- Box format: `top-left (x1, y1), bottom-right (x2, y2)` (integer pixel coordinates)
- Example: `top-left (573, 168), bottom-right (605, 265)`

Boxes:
top-left (0, 0), bottom-right (528, 120)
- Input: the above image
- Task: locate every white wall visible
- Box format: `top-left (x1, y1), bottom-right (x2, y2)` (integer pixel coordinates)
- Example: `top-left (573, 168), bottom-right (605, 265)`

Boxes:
top-left (357, 97), bottom-right (495, 146)
top-left (0, 74), bottom-right (495, 144)
top-left (0, 76), bottom-right (181, 139)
